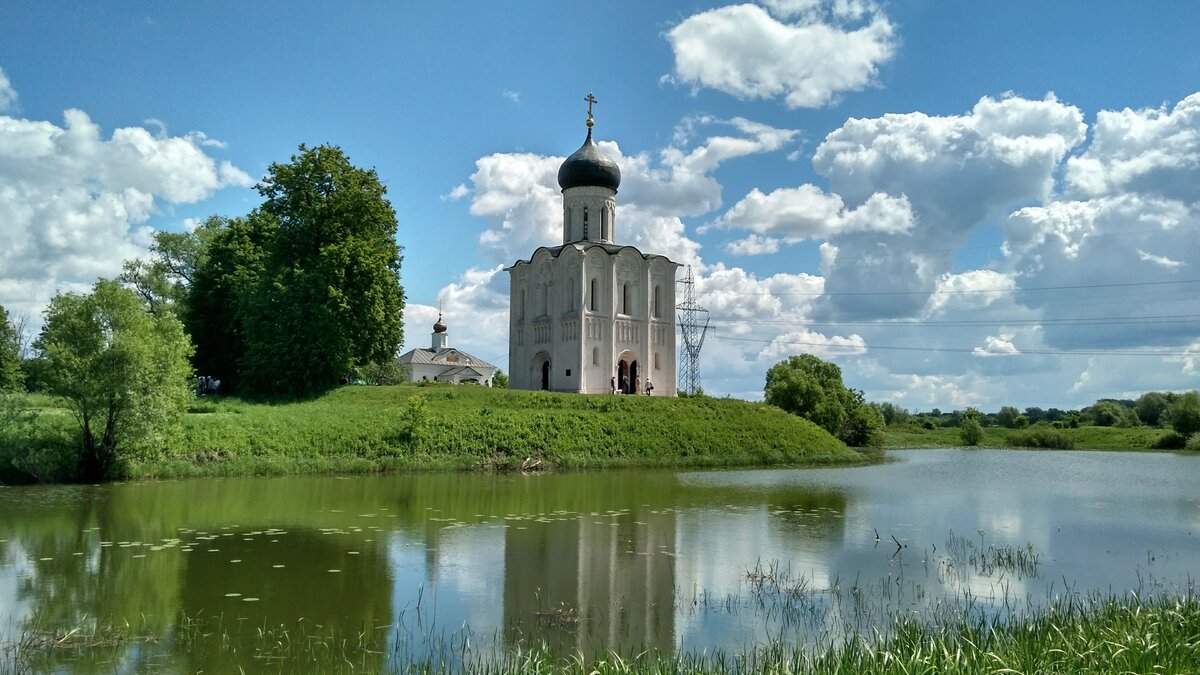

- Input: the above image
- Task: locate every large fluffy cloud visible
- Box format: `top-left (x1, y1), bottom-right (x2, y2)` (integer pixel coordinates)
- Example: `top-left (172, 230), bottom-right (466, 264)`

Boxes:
top-left (801, 94), bottom-right (1087, 319)
top-left (665, 2), bottom-right (895, 109)
top-left (468, 116), bottom-right (796, 268)
top-left (1066, 93), bottom-right (1200, 202)
top-left (0, 80), bottom-right (253, 326)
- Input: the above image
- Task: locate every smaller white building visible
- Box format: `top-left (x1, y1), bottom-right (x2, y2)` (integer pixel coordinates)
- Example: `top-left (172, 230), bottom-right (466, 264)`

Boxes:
top-left (399, 315), bottom-right (498, 386)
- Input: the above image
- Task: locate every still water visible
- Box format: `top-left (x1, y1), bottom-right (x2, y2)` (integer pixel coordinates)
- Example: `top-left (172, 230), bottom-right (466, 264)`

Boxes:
top-left (1, 449), bottom-right (1198, 670)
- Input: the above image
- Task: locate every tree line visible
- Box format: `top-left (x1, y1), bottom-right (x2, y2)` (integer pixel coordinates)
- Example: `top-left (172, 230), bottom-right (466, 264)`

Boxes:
top-left (1, 145), bottom-right (406, 481)
top-left (761, 353), bottom-right (1200, 450)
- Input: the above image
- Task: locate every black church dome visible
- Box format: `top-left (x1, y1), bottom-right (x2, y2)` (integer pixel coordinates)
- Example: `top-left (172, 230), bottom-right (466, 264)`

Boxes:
top-left (557, 128), bottom-right (621, 192)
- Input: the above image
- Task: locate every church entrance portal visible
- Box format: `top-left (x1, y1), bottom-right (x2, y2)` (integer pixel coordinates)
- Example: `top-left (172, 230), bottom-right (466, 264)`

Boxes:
top-left (617, 353), bottom-right (640, 394)
top-left (533, 352), bottom-right (551, 391)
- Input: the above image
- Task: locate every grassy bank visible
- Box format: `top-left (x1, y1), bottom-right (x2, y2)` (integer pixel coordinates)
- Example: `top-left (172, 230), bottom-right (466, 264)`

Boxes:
top-left (2, 384), bottom-right (864, 482)
top-left (882, 423), bottom-right (1173, 450)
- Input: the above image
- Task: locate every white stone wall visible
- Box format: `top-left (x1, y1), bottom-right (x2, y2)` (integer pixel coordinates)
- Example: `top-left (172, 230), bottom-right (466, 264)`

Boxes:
top-left (509, 243), bottom-right (679, 396)
top-left (562, 186), bottom-right (617, 244)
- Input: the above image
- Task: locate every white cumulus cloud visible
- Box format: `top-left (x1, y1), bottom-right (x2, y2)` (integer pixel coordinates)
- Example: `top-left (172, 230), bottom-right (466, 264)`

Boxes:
top-left (0, 89), bottom-right (254, 327)
top-left (665, 2), bottom-right (895, 109)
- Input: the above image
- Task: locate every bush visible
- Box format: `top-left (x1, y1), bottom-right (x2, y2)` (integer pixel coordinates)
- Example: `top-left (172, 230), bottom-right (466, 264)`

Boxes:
top-left (1186, 433), bottom-right (1200, 453)
top-left (840, 403), bottom-right (884, 447)
top-left (1152, 431), bottom-right (1188, 450)
top-left (960, 417), bottom-right (984, 446)
top-left (1009, 424), bottom-right (1075, 449)
top-left (1168, 391), bottom-right (1200, 436)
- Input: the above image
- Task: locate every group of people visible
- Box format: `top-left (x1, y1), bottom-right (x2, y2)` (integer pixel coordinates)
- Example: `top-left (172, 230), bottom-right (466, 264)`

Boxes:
top-left (610, 375), bottom-right (653, 396)
top-left (197, 375), bottom-right (221, 397)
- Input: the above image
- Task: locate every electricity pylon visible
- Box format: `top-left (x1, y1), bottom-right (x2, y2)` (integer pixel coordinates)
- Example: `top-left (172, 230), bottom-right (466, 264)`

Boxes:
top-left (676, 265), bottom-right (709, 395)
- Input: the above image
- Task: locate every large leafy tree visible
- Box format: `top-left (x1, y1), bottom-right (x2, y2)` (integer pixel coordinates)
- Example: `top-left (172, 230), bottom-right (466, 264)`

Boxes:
top-left (1134, 391), bottom-right (1173, 427)
top-left (35, 280), bottom-right (194, 481)
top-left (0, 304), bottom-right (22, 391)
top-left (240, 145), bottom-right (405, 396)
top-left (764, 354), bottom-right (881, 446)
top-left (119, 216), bottom-right (225, 315)
top-left (185, 212), bottom-right (276, 392)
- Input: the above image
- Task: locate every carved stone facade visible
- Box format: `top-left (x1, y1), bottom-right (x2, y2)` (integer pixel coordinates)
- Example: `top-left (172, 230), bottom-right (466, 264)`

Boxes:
top-left (507, 109), bottom-right (679, 395)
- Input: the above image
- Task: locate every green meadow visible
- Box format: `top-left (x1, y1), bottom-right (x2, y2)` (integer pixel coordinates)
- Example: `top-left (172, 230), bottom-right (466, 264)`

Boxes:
top-left (1, 384), bottom-right (867, 483)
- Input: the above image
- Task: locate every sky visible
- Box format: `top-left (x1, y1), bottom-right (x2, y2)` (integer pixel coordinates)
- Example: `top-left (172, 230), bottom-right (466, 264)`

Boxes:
top-left (2, 0), bottom-right (1199, 411)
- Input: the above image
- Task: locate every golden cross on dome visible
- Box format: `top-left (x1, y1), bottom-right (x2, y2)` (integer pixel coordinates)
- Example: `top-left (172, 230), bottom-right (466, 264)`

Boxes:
top-left (585, 92), bottom-right (597, 127)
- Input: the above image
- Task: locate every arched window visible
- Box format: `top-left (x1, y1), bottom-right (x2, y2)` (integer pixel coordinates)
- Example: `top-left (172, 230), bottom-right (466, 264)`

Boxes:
top-left (589, 278), bottom-right (598, 311)
top-left (567, 278), bottom-right (575, 311)
top-left (653, 285), bottom-right (661, 318)
top-left (592, 347), bottom-right (599, 365)
top-left (519, 289), bottom-right (526, 320)
top-left (622, 283), bottom-right (631, 315)
top-left (540, 283), bottom-right (548, 316)
top-left (654, 352), bottom-right (661, 370)
top-left (582, 207), bottom-right (589, 240)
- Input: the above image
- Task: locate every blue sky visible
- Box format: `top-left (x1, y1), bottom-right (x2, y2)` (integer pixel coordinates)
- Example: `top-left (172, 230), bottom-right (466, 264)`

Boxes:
top-left (3, 1), bottom-right (1199, 410)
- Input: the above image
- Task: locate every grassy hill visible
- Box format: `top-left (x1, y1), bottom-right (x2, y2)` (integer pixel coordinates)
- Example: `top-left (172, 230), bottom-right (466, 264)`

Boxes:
top-left (147, 383), bottom-right (863, 478)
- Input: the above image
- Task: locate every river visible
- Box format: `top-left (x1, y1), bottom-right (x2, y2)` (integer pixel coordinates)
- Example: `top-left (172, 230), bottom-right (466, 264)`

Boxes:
top-left (1, 449), bottom-right (1197, 671)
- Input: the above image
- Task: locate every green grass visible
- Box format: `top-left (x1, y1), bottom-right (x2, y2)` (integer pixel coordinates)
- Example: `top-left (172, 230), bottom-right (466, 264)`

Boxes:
top-left (881, 423), bottom-right (1174, 451)
top-left (3, 384), bottom-right (865, 482)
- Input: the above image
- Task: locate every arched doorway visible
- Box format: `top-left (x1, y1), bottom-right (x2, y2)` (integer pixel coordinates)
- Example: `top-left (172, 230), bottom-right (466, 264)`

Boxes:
top-left (617, 351), bottom-right (640, 394)
top-left (533, 352), bottom-right (551, 391)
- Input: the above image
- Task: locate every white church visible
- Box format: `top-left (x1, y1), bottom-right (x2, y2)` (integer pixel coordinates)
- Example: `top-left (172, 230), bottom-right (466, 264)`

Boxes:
top-left (398, 313), bottom-right (498, 386)
top-left (507, 95), bottom-right (680, 395)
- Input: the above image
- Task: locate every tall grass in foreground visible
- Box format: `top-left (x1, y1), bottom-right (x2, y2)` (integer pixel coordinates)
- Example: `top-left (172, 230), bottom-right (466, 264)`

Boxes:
top-left (5, 593), bottom-right (1197, 674)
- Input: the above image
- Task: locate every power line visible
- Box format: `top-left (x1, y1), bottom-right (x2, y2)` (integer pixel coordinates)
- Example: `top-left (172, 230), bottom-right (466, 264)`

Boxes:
top-left (707, 313), bottom-right (1200, 329)
top-left (714, 334), bottom-right (1199, 357)
top-left (700, 278), bottom-right (1200, 298)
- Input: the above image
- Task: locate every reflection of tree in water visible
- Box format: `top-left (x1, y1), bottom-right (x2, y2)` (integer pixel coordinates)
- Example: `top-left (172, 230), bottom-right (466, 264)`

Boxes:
top-left (3, 469), bottom-right (853, 668)
top-left (2, 481), bottom-right (393, 672)
top-left (766, 488), bottom-right (849, 545)
top-left (175, 527), bottom-right (391, 673)
top-left (503, 508), bottom-right (676, 657)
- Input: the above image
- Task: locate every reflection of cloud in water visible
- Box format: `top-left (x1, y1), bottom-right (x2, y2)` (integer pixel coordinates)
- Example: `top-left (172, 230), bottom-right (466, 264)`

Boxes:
top-left (430, 525), bottom-right (506, 634)
top-left (0, 539), bottom-right (34, 646)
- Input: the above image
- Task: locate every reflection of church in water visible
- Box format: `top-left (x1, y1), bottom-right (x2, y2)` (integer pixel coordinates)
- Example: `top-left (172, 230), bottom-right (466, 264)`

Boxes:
top-left (507, 95), bottom-right (680, 395)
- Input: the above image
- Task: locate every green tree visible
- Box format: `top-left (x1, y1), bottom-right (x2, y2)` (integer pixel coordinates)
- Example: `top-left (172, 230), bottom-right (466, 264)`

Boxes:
top-left (764, 354), bottom-right (881, 445)
top-left (240, 145), bottom-right (405, 397)
top-left (35, 280), bottom-right (194, 481)
top-left (876, 401), bottom-right (909, 426)
top-left (492, 369), bottom-right (509, 388)
top-left (120, 217), bottom-right (225, 315)
top-left (185, 212), bottom-right (276, 391)
top-left (996, 405), bottom-right (1021, 428)
top-left (1134, 391), bottom-right (1172, 427)
top-left (960, 407), bottom-right (984, 446)
top-left (841, 394), bottom-right (885, 447)
top-left (1088, 400), bottom-right (1138, 427)
top-left (0, 305), bottom-right (22, 391)
top-left (765, 354), bottom-right (853, 436)
top-left (1168, 391), bottom-right (1200, 437)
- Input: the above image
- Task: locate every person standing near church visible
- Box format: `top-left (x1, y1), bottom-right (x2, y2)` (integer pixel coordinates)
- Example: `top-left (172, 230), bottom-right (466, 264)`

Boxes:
top-left (610, 376), bottom-right (616, 394)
